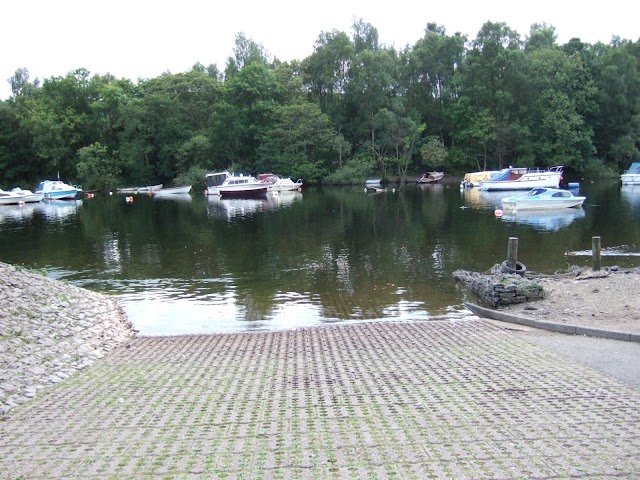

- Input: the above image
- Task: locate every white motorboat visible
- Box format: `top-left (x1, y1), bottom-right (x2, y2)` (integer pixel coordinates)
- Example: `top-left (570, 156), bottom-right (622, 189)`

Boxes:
top-left (10, 187), bottom-right (44, 203)
top-left (258, 174), bottom-right (303, 192)
top-left (35, 180), bottom-right (83, 200)
top-left (218, 174), bottom-right (268, 198)
top-left (479, 166), bottom-right (563, 191)
top-left (621, 162), bottom-right (640, 185)
top-left (153, 185), bottom-right (192, 196)
top-left (501, 187), bottom-right (586, 211)
top-left (0, 188), bottom-right (26, 205)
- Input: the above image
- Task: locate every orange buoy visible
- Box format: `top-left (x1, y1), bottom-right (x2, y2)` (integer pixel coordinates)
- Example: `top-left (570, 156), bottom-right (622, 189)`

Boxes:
top-left (494, 208), bottom-right (503, 217)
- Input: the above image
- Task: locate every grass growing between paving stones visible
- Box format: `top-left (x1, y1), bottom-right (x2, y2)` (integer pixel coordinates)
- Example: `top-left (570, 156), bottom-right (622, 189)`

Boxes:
top-left (1, 321), bottom-right (639, 478)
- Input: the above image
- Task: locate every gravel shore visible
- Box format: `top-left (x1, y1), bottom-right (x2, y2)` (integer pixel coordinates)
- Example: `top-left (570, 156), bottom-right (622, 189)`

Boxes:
top-left (0, 262), bottom-right (137, 414)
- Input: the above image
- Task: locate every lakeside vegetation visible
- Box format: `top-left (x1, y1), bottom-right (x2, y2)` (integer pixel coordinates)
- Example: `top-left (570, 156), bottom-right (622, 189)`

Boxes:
top-left (1, 20), bottom-right (638, 191)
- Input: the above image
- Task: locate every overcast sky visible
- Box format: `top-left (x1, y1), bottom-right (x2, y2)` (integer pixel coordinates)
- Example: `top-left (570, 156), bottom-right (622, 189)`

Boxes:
top-left (2, 0), bottom-right (638, 101)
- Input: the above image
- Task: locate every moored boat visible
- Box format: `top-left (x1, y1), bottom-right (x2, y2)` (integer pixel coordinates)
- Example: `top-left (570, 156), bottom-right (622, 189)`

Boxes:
top-left (218, 174), bottom-right (268, 198)
top-left (479, 166), bottom-right (563, 191)
top-left (0, 188), bottom-right (26, 205)
top-left (501, 187), bottom-right (585, 211)
top-left (258, 174), bottom-right (303, 192)
top-left (153, 185), bottom-right (192, 196)
top-left (416, 172), bottom-right (444, 184)
top-left (116, 184), bottom-right (163, 194)
top-left (34, 180), bottom-right (83, 200)
top-left (621, 162), bottom-right (640, 186)
top-left (460, 170), bottom-right (501, 188)
top-left (10, 187), bottom-right (44, 203)
top-left (205, 171), bottom-right (232, 195)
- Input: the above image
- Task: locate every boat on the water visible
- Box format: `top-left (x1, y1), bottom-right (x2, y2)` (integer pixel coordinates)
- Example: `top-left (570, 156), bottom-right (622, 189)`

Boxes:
top-left (258, 174), bottom-right (303, 192)
top-left (219, 174), bottom-right (268, 198)
top-left (501, 187), bottom-right (585, 211)
top-left (205, 171), bottom-right (232, 195)
top-left (0, 189), bottom-right (26, 205)
top-left (10, 187), bottom-right (44, 203)
top-left (416, 172), bottom-right (444, 184)
top-left (461, 170), bottom-right (501, 188)
top-left (479, 166), bottom-right (563, 191)
top-left (621, 162), bottom-right (640, 186)
top-left (153, 185), bottom-right (192, 196)
top-left (34, 180), bottom-right (83, 200)
top-left (116, 184), bottom-right (163, 194)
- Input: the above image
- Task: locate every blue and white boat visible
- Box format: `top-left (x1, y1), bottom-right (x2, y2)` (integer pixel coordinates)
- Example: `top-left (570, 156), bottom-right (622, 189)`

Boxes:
top-left (621, 162), bottom-right (640, 186)
top-left (501, 187), bottom-right (586, 211)
top-left (35, 180), bottom-right (83, 200)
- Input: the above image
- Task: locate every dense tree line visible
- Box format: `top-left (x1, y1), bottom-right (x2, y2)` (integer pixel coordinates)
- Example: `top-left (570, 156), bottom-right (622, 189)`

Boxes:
top-left (1, 20), bottom-right (639, 191)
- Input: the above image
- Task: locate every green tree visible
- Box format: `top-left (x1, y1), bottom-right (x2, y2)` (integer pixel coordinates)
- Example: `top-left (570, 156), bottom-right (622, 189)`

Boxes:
top-left (76, 142), bottom-right (121, 190)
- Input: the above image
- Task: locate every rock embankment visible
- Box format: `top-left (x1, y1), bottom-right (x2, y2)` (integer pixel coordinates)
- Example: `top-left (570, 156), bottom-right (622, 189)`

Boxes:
top-left (0, 262), bottom-right (136, 414)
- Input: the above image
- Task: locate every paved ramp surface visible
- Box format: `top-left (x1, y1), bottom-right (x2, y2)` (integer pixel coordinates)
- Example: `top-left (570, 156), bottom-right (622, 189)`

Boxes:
top-left (1, 320), bottom-right (639, 479)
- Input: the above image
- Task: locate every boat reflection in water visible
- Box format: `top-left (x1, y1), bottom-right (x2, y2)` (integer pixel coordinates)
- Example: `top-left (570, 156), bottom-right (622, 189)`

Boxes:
top-left (621, 185), bottom-right (640, 212)
top-left (207, 191), bottom-right (302, 221)
top-left (461, 188), bottom-right (509, 211)
top-left (0, 202), bottom-right (44, 223)
top-left (40, 199), bottom-right (83, 222)
top-left (153, 193), bottom-right (192, 203)
top-left (499, 207), bottom-right (586, 231)
top-left (0, 199), bottom-right (83, 224)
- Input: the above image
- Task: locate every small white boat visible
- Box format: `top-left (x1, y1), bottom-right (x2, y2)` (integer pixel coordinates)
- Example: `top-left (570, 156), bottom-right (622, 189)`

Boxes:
top-left (35, 180), bottom-right (83, 200)
top-left (117, 184), bottom-right (163, 194)
top-left (218, 174), bottom-right (268, 198)
top-left (10, 187), bottom-right (44, 203)
top-left (621, 162), bottom-right (640, 186)
top-left (153, 185), bottom-right (192, 196)
top-left (258, 174), bottom-right (303, 192)
top-left (501, 187), bottom-right (586, 211)
top-left (480, 166), bottom-right (563, 191)
top-left (0, 188), bottom-right (26, 205)
top-left (416, 172), bottom-right (444, 184)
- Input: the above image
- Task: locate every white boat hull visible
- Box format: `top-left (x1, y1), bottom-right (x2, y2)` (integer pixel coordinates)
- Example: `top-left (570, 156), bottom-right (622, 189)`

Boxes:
top-left (219, 184), bottom-right (268, 197)
top-left (480, 173), bottom-right (561, 191)
top-left (621, 174), bottom-right (640, 186)
top-left (501, 188), bottom-right (585, 211)
top-left (153, 186), bottom-right (192, 196)
top-left (502, 197), bottom-right (585, 211)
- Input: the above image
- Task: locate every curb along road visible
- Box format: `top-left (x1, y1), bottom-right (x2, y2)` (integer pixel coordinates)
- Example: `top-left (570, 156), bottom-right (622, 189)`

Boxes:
top-left (464, 302), bottom-right (640, 343)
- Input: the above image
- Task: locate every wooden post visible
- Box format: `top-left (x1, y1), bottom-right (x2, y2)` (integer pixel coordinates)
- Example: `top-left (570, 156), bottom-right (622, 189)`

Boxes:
top-left (592, 236), bottom-right (601, 271)
top-left (507, 237), bottom-right (518, 270)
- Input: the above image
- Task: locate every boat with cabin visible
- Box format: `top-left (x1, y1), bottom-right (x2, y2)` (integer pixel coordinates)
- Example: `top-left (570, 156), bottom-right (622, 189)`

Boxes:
top-left (218, 174), bottom-right (268, 198)
top-left (621, 162), bottom-right (640, 186)
top-left (501, 187), bottom-right (585, 212)
top-left (479, 166), bottom-right (563, 191)
top-left (34, 180), bottom-right (83, 200)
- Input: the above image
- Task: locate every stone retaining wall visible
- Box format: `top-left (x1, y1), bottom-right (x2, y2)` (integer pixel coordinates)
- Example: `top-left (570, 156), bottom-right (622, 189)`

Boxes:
top-left (452, 268), bottom-right (544, 307)
top-left (0, 262), bottom-right (137, 414)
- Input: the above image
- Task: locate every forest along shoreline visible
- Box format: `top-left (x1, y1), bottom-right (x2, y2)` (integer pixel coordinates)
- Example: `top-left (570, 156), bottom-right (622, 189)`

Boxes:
top-left (0, 261), bottom-right (136, 414)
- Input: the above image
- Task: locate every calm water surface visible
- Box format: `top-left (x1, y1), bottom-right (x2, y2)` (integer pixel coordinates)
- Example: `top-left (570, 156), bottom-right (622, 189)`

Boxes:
top-left (1, 180), bottom-right (639, 335)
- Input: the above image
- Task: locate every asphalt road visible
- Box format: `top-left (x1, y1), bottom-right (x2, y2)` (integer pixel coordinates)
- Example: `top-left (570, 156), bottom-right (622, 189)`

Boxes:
top-left (491, 320), bottom-right (640, 389)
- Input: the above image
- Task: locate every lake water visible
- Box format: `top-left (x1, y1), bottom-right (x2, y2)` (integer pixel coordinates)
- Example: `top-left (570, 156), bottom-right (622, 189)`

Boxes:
top-left (1, 179), bottom-right (639, 335)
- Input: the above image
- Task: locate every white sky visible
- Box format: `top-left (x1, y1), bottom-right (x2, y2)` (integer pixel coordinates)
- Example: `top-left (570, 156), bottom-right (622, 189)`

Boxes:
top-left (2, 0), bottom-right (638, 101)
